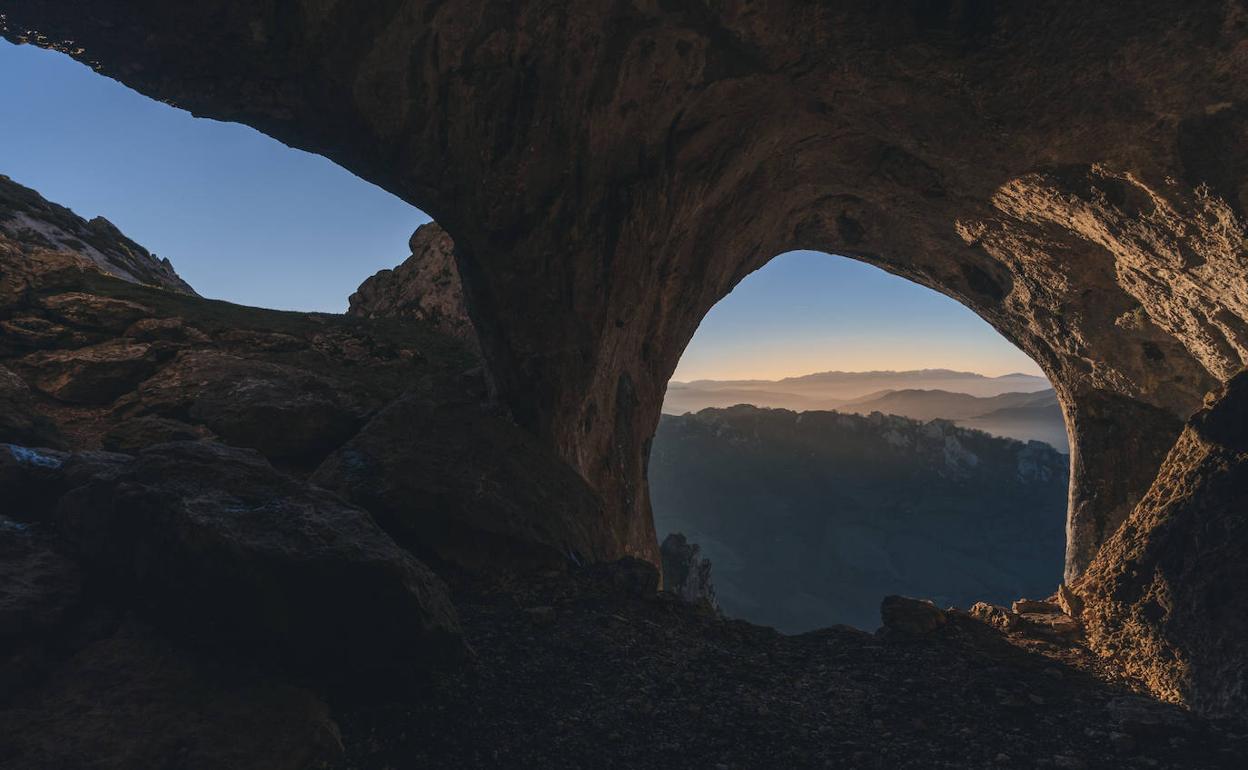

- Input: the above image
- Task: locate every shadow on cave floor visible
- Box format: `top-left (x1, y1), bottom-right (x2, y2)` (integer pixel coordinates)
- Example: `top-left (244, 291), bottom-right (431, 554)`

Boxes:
top-left (333, 563), bottom-right (1247, 770)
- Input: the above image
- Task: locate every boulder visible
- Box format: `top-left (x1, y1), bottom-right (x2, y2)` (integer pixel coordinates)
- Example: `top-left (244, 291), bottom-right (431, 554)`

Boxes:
top-left (969, 602), bottom-right (1021, 633)
top-left (880, 596), bottom-right (947, 635)
top-left (0, 518), bottom-right (81, 640)
top-left (660, 532), bottom-right (719, 611)
top-left (0, 316), bottom-right (93, 355)
top-left (311, 393), bottom-right (618, 571)
top-left (123, 316), bottom-right (209, 344)
top-left (38, 292), bottom-right (153, 333)
top-left (100, 415), bottom-right (210, 453)
top-left (0, 620), bottom-right (342, 770)
top-left (1078, 371), bottom-right (1248, 718)
top-left (128, 350), bottom-right (371, 463)
top-left (1056, 584), bottom-right (1084, 618)
top-left (1012, 599), bottom-right (1062, 615)
top-left (0, 364), bottom-right (64, 448)
top-left (54, 441), bottom-right (464, 676)
top-left (0, 444), bottom-right (131, 522)
top-left (19, 340), bottom-right (169, 404)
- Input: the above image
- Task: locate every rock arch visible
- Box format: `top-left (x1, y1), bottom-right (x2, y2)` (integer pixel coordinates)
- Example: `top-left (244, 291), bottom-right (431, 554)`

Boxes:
top-left (5, 0), bottom-right (1247, 713)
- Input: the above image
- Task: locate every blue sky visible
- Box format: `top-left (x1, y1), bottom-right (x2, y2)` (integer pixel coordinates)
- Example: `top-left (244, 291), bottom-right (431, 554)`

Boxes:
top-left (0, 40), bottom-right (1042, 379)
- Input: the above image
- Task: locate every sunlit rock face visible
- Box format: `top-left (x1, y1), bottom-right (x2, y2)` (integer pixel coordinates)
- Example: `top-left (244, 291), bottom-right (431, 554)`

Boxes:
top-left (1076, 372), bottom-right (1248, 719)
top-left (6, 1), bottom-right (1248, 714)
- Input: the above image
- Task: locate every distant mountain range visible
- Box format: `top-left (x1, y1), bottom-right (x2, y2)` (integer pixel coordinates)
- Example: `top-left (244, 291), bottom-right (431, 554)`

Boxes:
top-left (649, 405), bottom-right (1069, 633)
top-left (663, 369), bottom-right (1067, 452)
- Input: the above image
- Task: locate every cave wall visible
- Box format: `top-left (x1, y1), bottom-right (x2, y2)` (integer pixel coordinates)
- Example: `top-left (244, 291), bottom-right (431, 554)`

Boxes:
top-left (3, 2), bottom-right (1245, 581)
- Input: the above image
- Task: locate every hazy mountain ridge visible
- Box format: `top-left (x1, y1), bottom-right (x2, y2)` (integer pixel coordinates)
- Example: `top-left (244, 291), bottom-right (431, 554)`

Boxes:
top-left (649, 405), bottom-right (1069, 633)
top-left (664, 369), bottom-right (1066, 451)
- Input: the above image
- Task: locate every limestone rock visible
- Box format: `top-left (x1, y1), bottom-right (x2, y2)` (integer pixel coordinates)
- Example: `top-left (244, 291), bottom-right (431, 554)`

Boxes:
top-left (1078, 371), bottom-right (1248, 718)
top-left (0, 619), bottom-right (343, 770)
top-left (129, 350), bottom-right (372, 463)
top-left (311, 393), bottom-right (618, 571)
top-left (38, 292), bottom-right (153, 333)
top-left (0, 316), bottom-right (91, 355)
top-left (0, 174), bottom-right (194, 294)
top-left (348, 222), bottom-right (478, 351)
top-left (0, 364), bottom-right (64, 448)
top-left (0, 444), bottom-right (70, 522)
top-left (123, 316), bottom-right (209, 344)
top-left (18, 340), bottom-right (170, 405)
top-left (0, 517), bottom-right (81, 640)
top-left (100, 415), bottom-right (211, 453)
top-left (1012, 599), bottom-right (1061, 615)
top-left (1056, 584), bottom-right (1084, 618)
top-left (969, 602), bottom-right (1021, 633)
top-left (55, 441), bottom-right (465, 676)
top-left (880, 596), bottom-right (947, 634)
top-left (660, 532), bottom-right (718, 611)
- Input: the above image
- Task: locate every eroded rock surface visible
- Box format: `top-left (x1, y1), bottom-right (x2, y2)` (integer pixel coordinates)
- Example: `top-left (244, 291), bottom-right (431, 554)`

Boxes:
top-left (312, 393), bottom-right (620, 571)
top-left (1078, 371), bottom-right (1248, 718)
top-left (56, 441), bottom-right (464, 676)
top-left (659, 532), bottom-right (718, 611)
top-left (349, 222), bottom-right (479, 351)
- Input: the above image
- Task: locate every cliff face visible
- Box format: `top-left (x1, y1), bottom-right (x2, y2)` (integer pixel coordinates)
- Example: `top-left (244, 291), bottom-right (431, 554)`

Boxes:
top-left (0, 174), bottom-right (195, 295)
top-left (4, 2), bottom-right (1248, 717)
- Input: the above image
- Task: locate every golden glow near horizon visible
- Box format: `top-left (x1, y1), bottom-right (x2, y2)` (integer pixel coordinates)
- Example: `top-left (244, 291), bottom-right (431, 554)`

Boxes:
top-left (670, 252), bottom-right (1047, 384)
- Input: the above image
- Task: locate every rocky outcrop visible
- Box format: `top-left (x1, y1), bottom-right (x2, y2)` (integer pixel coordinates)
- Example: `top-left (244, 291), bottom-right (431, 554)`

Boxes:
top-left (311, 393), bottom-right (620, 571)
top-left (55, 440), bottom-right (464, 677)
top-left (349, 222), bottom-right (479, 351)
top-left (0, 174), bottom-right (194, 294)
top-left (0, 365), bottom-right (63, 448)
top-left (122, 350), bottom-right (375, 463)
top-left (659, 532), bottom-right (718, 610)
top-left (1077, 371), bottom-right (1248, 718)
top-left (880, 595), bottom-right (947, 635)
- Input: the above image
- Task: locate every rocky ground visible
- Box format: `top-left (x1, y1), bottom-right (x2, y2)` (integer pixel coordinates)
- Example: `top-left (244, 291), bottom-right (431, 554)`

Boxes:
top-left (336, 564), bottom-right (1248, 770)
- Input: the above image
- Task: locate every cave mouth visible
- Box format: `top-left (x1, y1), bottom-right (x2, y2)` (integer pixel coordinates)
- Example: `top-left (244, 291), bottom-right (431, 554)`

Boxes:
top-left (650, 250), bottom-right (1071, 633)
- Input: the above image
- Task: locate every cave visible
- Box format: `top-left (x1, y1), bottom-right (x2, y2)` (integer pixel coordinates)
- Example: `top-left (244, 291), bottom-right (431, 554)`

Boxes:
top-left (2, 1), bottom-right (1247, 764)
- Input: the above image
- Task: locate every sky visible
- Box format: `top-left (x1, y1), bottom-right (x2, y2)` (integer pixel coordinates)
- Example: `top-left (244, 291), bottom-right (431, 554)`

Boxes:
top-left (0, 40), bottom-right (1043, 379)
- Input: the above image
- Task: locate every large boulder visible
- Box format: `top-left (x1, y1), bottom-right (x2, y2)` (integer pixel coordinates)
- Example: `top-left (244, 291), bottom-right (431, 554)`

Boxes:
top-left (0, 620), bottom-right (342, 770)
top-left (17, 340), bottom-right (170, 405)
top-left (312, 394), bottom-right (618, 571)
top-left (55, 441), bottom-right (464, 677)
top-left (0, 365), bottom-right (63, 448)
top-left (38, 292), bottom-right (153, 334)
top-left (1078, 371), bottom-right (1248, 718)
top-left (659, 532), bottom-right (718, 611)
top-left (880, 595), bottom-right (948, 635)
top-left (126, 350), bottom-right (373, 463)
top-left (0, 518), bottom-right (81, 642)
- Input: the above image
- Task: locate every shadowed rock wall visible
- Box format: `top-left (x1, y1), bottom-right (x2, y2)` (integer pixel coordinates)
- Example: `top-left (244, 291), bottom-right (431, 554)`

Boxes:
top-left (5, 1), bottom-right (1248, 714)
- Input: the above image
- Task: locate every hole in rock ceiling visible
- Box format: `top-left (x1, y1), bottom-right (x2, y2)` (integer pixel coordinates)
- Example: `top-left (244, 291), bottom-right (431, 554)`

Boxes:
top-left (0, 40), bottom-right (427, 313)
top-left (650, 250), bottom-right (1070, 633)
